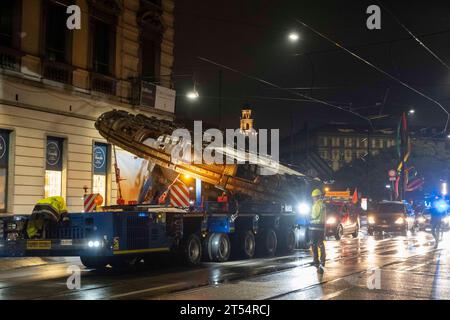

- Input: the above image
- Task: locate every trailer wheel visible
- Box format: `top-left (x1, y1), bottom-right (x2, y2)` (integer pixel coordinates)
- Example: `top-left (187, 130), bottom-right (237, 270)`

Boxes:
top-left (205, 233), bottom-right (231, 262)
top-left (80, 256), bottom-right (109, 269)
top-left (295, 227), bottom-right (309, 249)
top-left (279, 228), bottom-right (296, 254)
top-left (232, 231), bottom-right (255, 260)
top-left (256, 228), bottom-right (277, 257)
top-left (181, 234), bottom-right (202, 266)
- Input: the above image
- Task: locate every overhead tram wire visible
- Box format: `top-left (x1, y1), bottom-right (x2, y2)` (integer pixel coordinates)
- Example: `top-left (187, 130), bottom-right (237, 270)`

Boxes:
top-left (197, 57), bottom-right (374, 130)
top-left (294, 19), bottom-right (450, 134)
top-left (378, 1), bottom-right (450, 71)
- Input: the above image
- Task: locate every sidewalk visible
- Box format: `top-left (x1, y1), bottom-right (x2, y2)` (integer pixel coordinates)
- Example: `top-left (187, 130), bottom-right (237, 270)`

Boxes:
top-left (0, 257), bottom-right (80, 272)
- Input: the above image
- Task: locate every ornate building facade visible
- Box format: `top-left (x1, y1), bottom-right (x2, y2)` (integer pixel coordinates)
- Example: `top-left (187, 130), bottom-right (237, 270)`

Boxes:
top-left (0, 0), bottom-right (175, 214)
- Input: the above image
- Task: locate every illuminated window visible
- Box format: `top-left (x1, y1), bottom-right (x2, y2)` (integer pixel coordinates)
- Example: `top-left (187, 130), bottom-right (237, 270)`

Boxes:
top-left (92, 142), bottom-right (109, 205)
top-left (0, 130), bottom-right (10, 212)
top-left (45, 137), bottom-right (64, 198)
top-left (45, 170), bottom-right (62, 198)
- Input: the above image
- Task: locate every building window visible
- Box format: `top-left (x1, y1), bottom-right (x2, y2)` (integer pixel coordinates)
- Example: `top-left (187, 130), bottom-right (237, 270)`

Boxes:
top-left (42, 0), bottom-right (73, 83)
top-left (92, 18), bottom-right (115, 75)
top-left (0, 1), bottom-right (14, 48)
top-left (0, 130), bottom-right (10, 212)
top-left (92, 142), bottom-right (109, 203)
top-left (45, 137), bottom-right (64, 198)
top-left (344, 138), bottom-right (353, 147)
top-left (332, 137), bottom-right (340, 147)
top-left (44, 1), bottom-right (69, 63)
top-left (0, 0), bottom-right (21, 71)
top-left (322, 137), bottom-right (328, 147)
top-left (142, 38), bottom-right (157, 80)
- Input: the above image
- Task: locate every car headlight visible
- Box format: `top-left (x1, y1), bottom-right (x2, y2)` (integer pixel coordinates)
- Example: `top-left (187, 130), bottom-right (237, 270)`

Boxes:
top-left (368, 216), bottom-right (375, 224)
top-left (297, 202), bottom-right (310, 215)
top-left (326, 217), bottom-right (337, 225)
top-left (417, 216), bottom-right (426, 223)
top-left (442, 217), bottom-right (450, 224)
top-left (395, 217), bottom-right (404, 224)
top-left (87, 240), bottom-right (101, 248)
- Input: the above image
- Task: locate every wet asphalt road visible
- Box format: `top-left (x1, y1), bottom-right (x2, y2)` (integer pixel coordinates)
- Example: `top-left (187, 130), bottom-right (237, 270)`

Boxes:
top-left (0, 230), bottom-right (449, 300)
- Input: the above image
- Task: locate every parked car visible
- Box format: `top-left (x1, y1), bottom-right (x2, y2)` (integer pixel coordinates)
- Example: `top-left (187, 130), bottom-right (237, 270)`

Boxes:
top-left (325, 201), bottom-right (360, 240)
top-left (367, 201), bottom-right (415, 235)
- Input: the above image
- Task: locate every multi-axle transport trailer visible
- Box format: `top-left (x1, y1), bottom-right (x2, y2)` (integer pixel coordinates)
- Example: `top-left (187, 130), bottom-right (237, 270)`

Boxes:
top-left (0, 110), bottom-right (315, 268)
top-left (0, 202), bottom-right (309, 268)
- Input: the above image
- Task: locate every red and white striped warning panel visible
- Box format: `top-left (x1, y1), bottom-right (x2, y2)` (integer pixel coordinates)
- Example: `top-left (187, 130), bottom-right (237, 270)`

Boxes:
top-left (84, 193), bottom-right (100, 212)
top-left (170, 183), bottom-right (190, 207)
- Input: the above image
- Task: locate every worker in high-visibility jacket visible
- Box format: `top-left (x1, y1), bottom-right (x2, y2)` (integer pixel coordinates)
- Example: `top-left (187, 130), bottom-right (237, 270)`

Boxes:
top-left (310, 189), bottom-right (326, 272)
top-left (26, 196), bottom-right (68, 239)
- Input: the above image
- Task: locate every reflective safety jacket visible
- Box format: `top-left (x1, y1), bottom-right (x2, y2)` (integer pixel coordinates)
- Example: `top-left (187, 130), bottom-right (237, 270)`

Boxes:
top-left (310, 199), bottom-right (326, 225)
top-left (26, 196), bottom-right (68, 238)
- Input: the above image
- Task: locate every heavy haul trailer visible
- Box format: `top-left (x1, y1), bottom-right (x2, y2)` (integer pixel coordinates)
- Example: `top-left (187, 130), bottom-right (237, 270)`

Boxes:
top-left (0, 207), bottom-right (206, 268)
top-left (0, 203), bottom-right (304, 268)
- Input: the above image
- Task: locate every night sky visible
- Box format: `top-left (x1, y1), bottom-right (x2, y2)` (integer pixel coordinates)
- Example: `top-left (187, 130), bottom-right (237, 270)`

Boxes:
top-left (173, 0), bottom-right (450, 138)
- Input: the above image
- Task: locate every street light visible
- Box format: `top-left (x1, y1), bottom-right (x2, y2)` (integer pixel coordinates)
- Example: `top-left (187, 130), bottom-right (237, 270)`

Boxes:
top-left (288, 32), bottom-right (300, 42)
top-left (408, 109), bottom-right (415, 115)
top-left (186, 90), bottom-right (199, 100)
top-left (442, 182), bottom-right (447, 196)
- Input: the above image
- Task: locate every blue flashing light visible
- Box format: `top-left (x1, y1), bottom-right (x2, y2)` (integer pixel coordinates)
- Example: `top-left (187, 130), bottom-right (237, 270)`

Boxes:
top-left (138, 212), bottom-right (148, 217)
top-left (433, 199), bottom-right (449, 213)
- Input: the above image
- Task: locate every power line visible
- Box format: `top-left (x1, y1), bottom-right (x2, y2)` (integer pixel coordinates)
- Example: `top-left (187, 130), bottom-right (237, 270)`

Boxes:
top-left (294, 18), bottom-right (450, 133)
top-left (378, 1), bottom-right (450, 71)
top-left (291, 28), bottom-right (450, 58)
top-left (197, 56), bottom-right (374, 129)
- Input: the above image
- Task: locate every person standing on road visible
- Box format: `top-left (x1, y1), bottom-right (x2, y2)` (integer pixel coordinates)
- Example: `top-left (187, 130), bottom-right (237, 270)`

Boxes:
top-left (310, 189), bottom-right (326, 272)
top-left (430, 197), bottom-right (447, 247)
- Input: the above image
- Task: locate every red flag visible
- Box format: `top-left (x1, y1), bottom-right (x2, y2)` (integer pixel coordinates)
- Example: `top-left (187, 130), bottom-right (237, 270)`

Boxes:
top-left (352, 188), bottom-right (358, 204)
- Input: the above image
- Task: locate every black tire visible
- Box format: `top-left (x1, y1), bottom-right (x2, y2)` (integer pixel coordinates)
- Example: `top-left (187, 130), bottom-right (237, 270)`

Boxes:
top-left (335, 225), bottom-right (344, 240)
top-left (204, 233), bottom-right (231, 262)
top-left (231, 231), bottom-right (255, 260)
top-left (279, 228), bottom-right (296, 254)
top-left (295, 227), bottom-right (309, 249)
top-left (352, 224), bottom-right (359, 238)
top-left (181, 233), bottom-right (202, 266)
top-left (80, 256), bottom-right (109, 269)
top-left (256, 228), bottom-right (278, 257)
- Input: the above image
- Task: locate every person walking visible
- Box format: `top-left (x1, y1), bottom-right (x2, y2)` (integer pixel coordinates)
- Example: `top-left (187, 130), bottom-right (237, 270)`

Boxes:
top-left (310, 189), bottom-right (326, 273)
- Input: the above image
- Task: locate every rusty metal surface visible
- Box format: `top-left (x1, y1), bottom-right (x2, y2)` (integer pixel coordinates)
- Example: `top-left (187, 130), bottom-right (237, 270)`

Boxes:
top-left (95, 110), bottom-right (307, 201)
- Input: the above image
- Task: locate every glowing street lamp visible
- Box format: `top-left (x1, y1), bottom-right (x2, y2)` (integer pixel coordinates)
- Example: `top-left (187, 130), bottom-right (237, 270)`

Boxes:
top-left (408, 109), bottom-right (415, 115)
top-left (288, 32), bottom-right (299, 42)
top-left (186, 90), bottom-right (199, 100)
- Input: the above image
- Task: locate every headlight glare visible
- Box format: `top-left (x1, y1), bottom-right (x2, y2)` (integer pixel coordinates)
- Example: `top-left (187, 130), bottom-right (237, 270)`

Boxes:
top-left (326, 217), bottom-right (337, 225)
top-left (297, 202), bottom-right (310, 215)
top-left (368, 216), bottom-right (375, 224)
top-left (395, 217), bottom-right (404, 224)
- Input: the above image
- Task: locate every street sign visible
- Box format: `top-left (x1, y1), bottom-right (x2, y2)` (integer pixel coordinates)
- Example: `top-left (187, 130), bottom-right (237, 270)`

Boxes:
top-left (388, 169), bottom-right (396, 177)
top-left (325, 191), bottom-right (350, 198)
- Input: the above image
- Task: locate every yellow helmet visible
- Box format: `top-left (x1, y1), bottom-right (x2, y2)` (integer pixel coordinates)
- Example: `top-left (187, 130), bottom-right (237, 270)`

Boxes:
top-left (311, 189), bottom-right (322, 197)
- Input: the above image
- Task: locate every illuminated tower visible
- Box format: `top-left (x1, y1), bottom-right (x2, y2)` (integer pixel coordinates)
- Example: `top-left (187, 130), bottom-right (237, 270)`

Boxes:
top-left (240, 108), bottom-right (255, 135)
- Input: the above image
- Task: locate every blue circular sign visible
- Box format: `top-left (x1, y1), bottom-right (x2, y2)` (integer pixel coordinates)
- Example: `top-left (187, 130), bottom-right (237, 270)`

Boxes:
top-left (93, 146), bottom-right (106, 169)
top-left (46, 141), bottom-right (60, 166)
